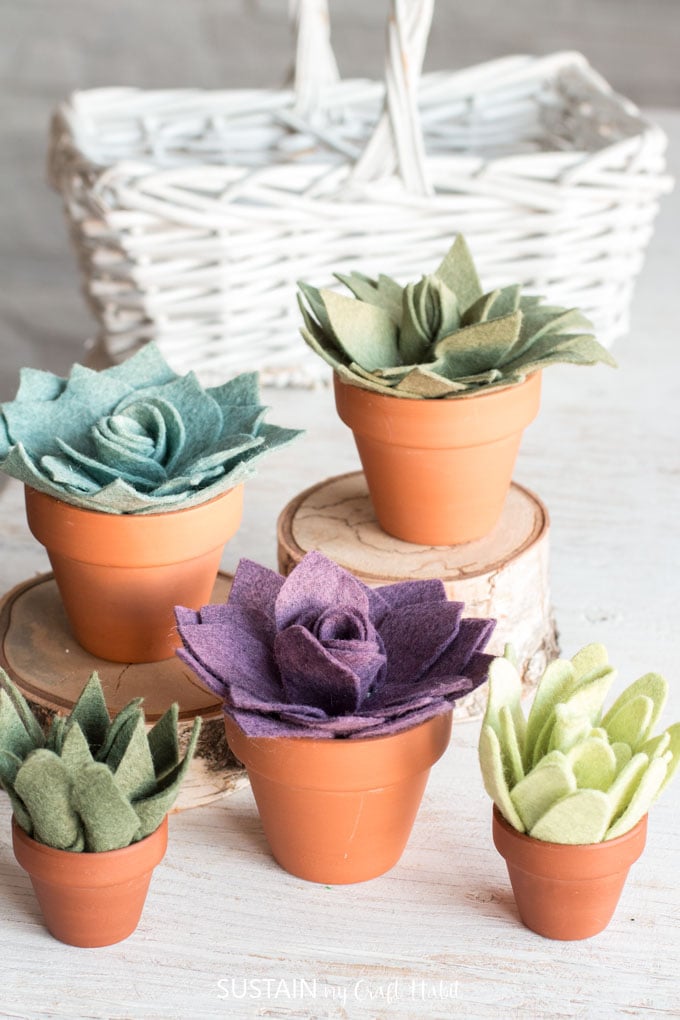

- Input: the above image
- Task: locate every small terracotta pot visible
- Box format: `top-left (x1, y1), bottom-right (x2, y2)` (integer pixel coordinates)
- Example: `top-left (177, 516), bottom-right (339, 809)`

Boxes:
top-left (225, 711), bottom-right (452, 884)
top-left (492, 806), bottom-right (647, 940)
top-left (333, 372), bottom-right (541, 545)
top-left (12, 816), bottom-right (168, 947)
top-left (24, 484), bottom-right (243, 662)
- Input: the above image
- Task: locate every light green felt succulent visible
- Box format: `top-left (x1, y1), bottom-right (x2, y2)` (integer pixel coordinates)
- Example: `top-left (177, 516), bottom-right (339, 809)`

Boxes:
top-left (479, 646), bottom-right (680, 843)
top-left (298, 235), bottom-right (615, 398)
top-left (0, 669), bottom-right (199, 852)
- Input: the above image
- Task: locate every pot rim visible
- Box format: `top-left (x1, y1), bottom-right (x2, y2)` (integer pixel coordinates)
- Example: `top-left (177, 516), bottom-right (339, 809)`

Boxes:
top-left (24, 483), bottom-right (244, 565)
top-left (492, 804), bottom-right (648, 879)
top-left (333, 371), bottom-right (542, 448)
top-left (12, 814), bottom-right (169, 886)
top-left (224, 710), bottom-right (453, 790)
top-left (24, 481), bottom-right (243, 522)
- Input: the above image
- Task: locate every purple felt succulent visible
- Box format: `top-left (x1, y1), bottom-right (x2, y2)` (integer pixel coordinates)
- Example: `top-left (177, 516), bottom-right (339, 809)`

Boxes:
top-left (175, 552), bottom-right (495, 739)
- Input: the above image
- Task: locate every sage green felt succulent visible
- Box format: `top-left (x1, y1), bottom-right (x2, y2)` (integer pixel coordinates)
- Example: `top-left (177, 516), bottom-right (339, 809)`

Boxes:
top-left (479, 646), bottom-right (680, 843)
top-left (0, 669), bottom-right (199, 852)
top-left (298, 235), bottom-right (616, 398)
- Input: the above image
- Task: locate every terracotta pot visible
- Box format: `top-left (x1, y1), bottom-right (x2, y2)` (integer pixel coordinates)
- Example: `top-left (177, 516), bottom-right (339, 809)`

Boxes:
top-left (24, 484), bottom-right (243, 663)
top-left (492, 806), bottom-right (647, 940)
top-left (333, 372), bottom-right (541, 545)
top-left (12, 816), bottom-right (168, 947)
top-left (225, 711), bottom-right (452, 884)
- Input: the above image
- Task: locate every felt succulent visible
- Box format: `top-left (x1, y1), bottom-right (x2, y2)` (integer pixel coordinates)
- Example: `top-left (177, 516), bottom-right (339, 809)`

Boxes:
top-left (298, 235), bottom-right (615, 398)
top-left (0, 343), bottom-right (302, 513)
top-left (175, 551), bottom-right (496, 739)
top-left (0, 670), bottom-right (199, 852)
top-left (479, 645), bottom-right (680, 843)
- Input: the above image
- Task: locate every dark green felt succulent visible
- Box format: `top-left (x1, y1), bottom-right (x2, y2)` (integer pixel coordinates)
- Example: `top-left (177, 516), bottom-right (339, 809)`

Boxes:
top-left (298, 235), bottom-right (616, 398)
top-left (0, 670), bottom-right (199, 852)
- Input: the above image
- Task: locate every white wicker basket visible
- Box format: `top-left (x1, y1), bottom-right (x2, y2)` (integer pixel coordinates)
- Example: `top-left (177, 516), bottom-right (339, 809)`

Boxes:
top-left (48, 0), bottom-right (672, 386)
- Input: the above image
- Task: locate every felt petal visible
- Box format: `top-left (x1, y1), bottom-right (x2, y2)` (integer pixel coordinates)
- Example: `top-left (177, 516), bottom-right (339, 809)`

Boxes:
top-left (113, 715), bottom-right (157, 800)
top-left (133, 718), bottom-right (200, 838)
top-left (98, 714), bottom-right (140, 772)
top-left (334, 272), bottom-right (404, 326)
top-left (478, 723), bottom-right (525, 832)
top-left (603, 695), bottom-right (654, 750)
top-left (49, 441), bottom-right (159, 491)
top-left (207, 371), bottom-right (260, 407)
top-left (96, 700), bottom-right (144, 765)
top-left (532, 709), bottom-right (557, 767)
top-left (146, 704), bottom-right (180, 780)
top-left (434, 234), bottom-right (483, 312)
top-left (420, 618), bottom-right (495, 687)
top-left (0, 670), bottom-right (45, 750)
top-left (68, 673), bottom-right (110, 752)
top-left (320, 288), bottom-right (400, 371)
top-left (605, 756), bottom-right (668, 840)
top-left (274, 626), bottom-right (379, 714)
top-left (482, 656), bottom-right (526, 760)
top-left (611, 741), bottom-right (633, 773)
top-left (71, 762), bottom-right (142, 852)
top-left (607, 753), bottom-right (649, 822)
top-left (14, 750), bottom-right (81, 850)
top-left (638, 731), bottom-right (670, 759)
top-left (0, 689), bottom-right (37, 760)
top-left (524, 658), bottom-right (575, 766)
top-left (571, 643), bottom-right (609, 683)
top-left (601, 672), bottom-right (668, 738)
top-left (176, 610), bottom-right (280, 700)
top-left (393, 367), bottom-right (467, 398)
top-left (530, 789), bottom-right (612, 844)
top-left (549, 704), bottom-right (593, 754)
top-left (656, 722), bottom-right (680, 796)
top-left (370, 579), bottom-right (448, 614)
top-left (558, 665), bottom-right (616, 727)
top-left (59, 722), bottom-right (95, 774)
top-left (46, 715), bottom-right (66, 754)
top-left (511, 756), bottom-right (576, 832)
top-left (500, 705), bottom-right (524, 786)
top-left (433, 312), bottom-right (522, 377)
top-left (229, 558), bottom-right (285, 631)
top-left (0, 750), bottom-right (33, 833)
top-left (567, 737), bottom-right (617, 791)
top-left (274, 551), bottom-right (370, 631)
top-left (378, 601), bottom-right (466, 686)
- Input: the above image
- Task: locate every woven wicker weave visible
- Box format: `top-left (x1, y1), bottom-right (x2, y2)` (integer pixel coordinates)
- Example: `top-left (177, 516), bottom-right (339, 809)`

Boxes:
top-left (48, 0), bottom-right (672, 386)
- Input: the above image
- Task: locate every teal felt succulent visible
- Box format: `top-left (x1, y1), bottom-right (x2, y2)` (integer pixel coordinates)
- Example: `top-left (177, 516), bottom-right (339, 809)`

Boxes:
top-left (298, 235), bottom-right (616, 398)
top-left (0, 670), bottom-right (199, 852)
top-left (479, 646), bottom-right (680, 843)
top-left (0, 343), bottom-right (302, 513)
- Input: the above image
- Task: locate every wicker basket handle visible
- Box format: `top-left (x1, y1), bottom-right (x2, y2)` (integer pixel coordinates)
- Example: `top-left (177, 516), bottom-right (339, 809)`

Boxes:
top-left (290, 0), bottom-right (340, 115)
top-left (291, 0), bottom-right (434, 196)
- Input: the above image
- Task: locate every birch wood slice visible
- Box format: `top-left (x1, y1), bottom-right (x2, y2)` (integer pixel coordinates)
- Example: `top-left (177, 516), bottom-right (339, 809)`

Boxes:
top-left (277, 472), bottom-right (558, 720)
top-left (0, 572), bottom-right (246, 811)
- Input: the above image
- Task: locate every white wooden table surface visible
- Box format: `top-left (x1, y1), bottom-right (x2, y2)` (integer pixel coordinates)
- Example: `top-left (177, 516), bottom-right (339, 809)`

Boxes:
top-left (0, 113), bottom-right (678, 1020)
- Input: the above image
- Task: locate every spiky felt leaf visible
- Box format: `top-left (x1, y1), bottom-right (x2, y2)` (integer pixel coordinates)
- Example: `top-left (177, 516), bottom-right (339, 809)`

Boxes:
top-left (0, 672), bottom-right (198, 851)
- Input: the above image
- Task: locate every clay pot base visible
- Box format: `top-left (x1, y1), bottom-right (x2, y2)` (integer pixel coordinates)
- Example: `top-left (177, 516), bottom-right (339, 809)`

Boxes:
top-left (278, 472), bottom-right (558, 718)
top-left (225, 712), bottom-right (452, 885)
top-left (0, 572), bottom-right (247, 811)
top-left (492, 807), bottom-right (648, 940)
top-left (13, 815), bottom-right (168, 947)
